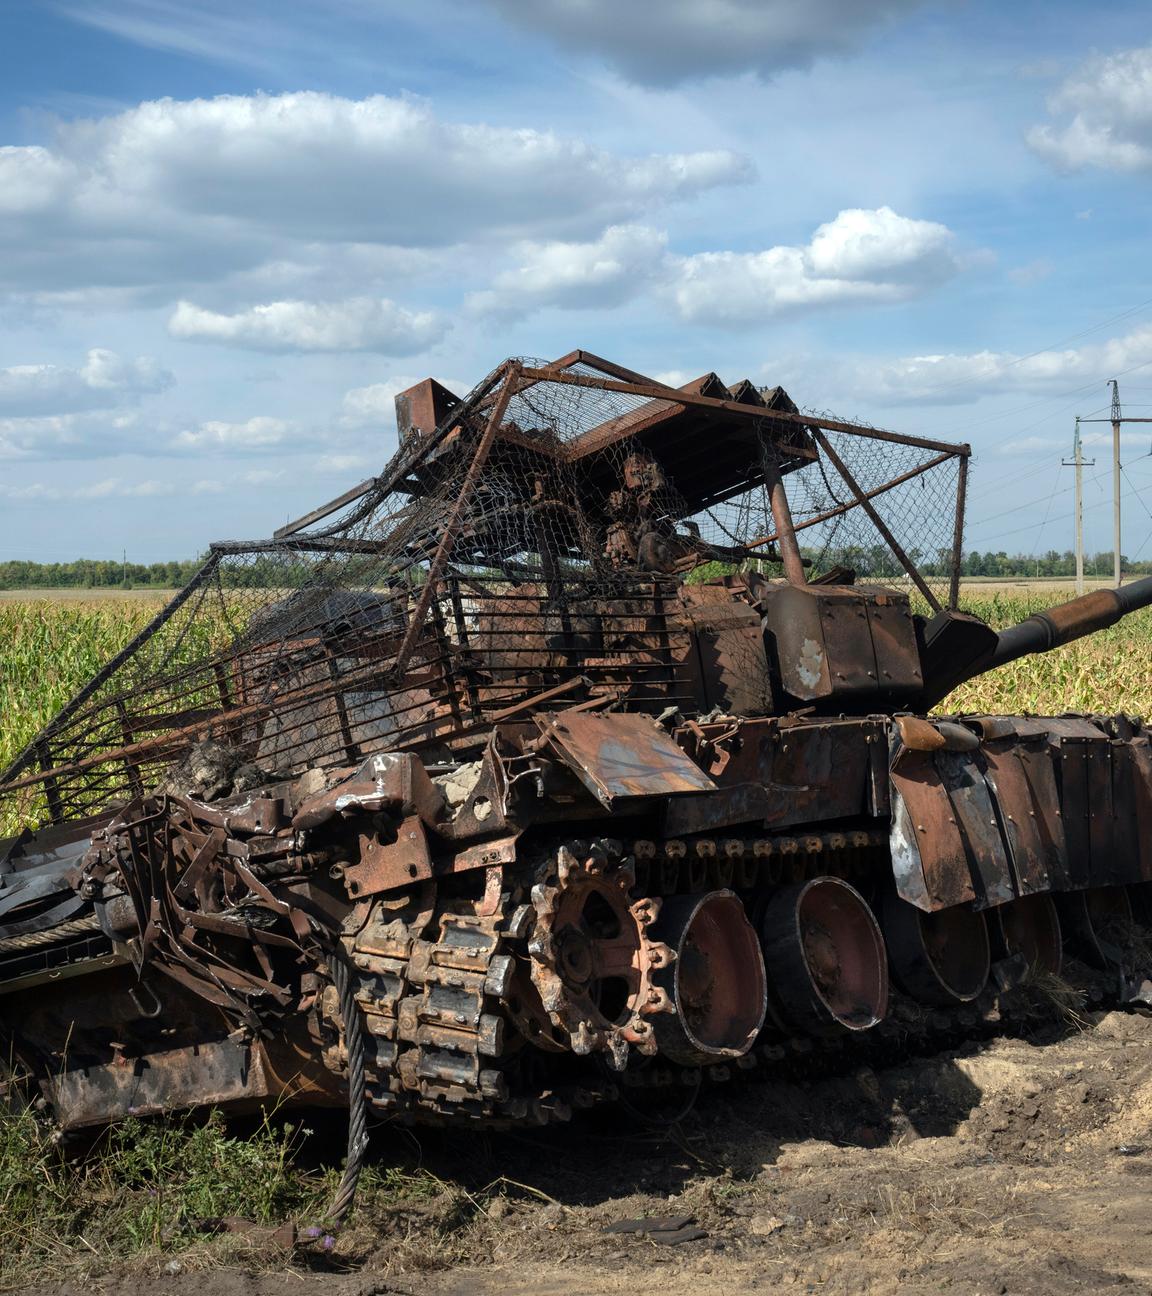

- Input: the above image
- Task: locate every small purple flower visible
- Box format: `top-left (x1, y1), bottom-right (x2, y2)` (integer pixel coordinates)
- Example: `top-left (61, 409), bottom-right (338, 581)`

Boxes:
top-left (321, 1235), bottom-right (336, 1252)
top-left (302, 1225), bottom-right (322, 1239)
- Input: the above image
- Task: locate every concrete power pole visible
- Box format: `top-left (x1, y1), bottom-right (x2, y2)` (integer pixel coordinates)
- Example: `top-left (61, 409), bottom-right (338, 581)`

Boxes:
top-left (1063, 418), bottom-right (1094, 595)
top-left (1111, 380), bottom-right (1123, 586)
top-left (1077, 381), bottom-right (1152, 588)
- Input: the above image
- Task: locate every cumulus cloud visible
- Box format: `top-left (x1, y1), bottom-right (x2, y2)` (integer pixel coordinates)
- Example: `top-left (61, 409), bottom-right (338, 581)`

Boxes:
top-left (168, 297), bottom-right (445, 354)
top-left (314, 452), bottom-right (374, 474)
top-left (171, 416), bottom-right (301, 451)
top-left (472, 208), bottom-right (963, 324)
top-left (675, 207), bottom-right (961, 325)
top-left (1028, 45), bottom-right (1152, 172)
top-left (487, 0), bottom-right (931, 86)
top-left (832, 321), bottom-right (1152, 406)
top-left (0, 349), bottom-right (172, 417)
top-left (468, 225), bottom-right (668, 318)
top-left (0, 470), bottom-right (282, 501)
top-left (0, 92), bottom-right (749, 299)
top-left (340, 381), bottom-right (410, 429)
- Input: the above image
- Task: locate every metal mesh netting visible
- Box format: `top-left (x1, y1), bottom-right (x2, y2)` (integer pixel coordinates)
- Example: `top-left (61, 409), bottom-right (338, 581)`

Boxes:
top-left (0, 353), bottom-right (967, 831)
top-left (785, 423), bottom-right (962, 593)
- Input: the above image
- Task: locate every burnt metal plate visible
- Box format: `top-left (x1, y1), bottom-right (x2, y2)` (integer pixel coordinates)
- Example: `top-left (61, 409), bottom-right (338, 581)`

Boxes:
top-left (890, 746), bottom-right (976, 911)
top-left (1057, 738), bottom-right (1094, 890)
top-left (535, 711), bottom-right (715, 809)
top-left (1131, 738), bottom-right (1152, 882)
top-left (936, 750), bottom-right (1015, 909)
top-left (981, 738), bottom-right (1065, 895)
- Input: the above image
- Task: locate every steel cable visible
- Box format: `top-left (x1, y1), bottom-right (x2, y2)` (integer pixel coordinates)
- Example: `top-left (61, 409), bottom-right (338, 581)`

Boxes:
top-left (318, 941), bottom-right (369, 1230)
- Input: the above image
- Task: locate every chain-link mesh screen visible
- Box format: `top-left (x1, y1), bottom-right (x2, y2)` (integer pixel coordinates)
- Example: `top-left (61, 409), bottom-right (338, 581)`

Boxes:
top-left (0, 353), bottom-right (967, 831)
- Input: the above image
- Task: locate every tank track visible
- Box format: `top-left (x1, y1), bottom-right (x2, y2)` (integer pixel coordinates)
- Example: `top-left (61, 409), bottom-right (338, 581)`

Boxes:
top-left (321, 827), bottom-right (1134, 1129)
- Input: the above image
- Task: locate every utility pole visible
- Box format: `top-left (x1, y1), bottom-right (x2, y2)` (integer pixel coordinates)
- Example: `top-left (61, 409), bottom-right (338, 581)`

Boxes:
top-left (1077, 380), bottom-right (1152, 586)
top-left (1111, 380), bottom-right (1122, 587)
top-left (1063, 417), bottom-right (1094, 595)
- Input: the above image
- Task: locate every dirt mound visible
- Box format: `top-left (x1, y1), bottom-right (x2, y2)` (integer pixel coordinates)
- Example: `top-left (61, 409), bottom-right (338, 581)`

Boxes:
top-left (24, 1010), bottom-right (1152, 1296)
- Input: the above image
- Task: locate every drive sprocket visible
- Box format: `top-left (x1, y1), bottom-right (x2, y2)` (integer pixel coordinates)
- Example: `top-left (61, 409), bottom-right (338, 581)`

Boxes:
top-left (528, 839), bottom-right (673, 1070)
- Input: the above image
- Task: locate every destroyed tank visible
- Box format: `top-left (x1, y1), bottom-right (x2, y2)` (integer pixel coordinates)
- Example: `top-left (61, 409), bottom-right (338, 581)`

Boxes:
top-left (3, 351), bottom-right (1152, 1189)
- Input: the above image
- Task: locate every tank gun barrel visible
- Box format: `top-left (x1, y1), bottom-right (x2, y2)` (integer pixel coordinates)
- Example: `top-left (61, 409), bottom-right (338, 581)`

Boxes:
top-left (989, 574), bottom-right (1152, 670)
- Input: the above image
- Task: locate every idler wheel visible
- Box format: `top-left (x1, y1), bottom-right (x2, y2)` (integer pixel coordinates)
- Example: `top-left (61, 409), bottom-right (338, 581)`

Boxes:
top-left (649, 890), bottom-right (766, 1066)
top-left (992, 894), bottom-right (1062, 979)
top-left (1058, 886), bottom-right (1133, 971)
top-left (882, 893), bottom-right (990, 1006)
top-left (760, 877), bottom-right (888, 1035)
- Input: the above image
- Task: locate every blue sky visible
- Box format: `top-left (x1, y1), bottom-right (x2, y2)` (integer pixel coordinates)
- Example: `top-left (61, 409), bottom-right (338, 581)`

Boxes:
top-left (2, 0), bottom-right (1152, 565)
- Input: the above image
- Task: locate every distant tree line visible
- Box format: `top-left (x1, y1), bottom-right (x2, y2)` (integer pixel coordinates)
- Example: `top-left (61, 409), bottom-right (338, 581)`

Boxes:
top-left (2, 547), bottom-right (1150, 591)
top-left (0, 558), bottom-right (203, 590)
top-left (949, 549), bottom-right (1152, 579)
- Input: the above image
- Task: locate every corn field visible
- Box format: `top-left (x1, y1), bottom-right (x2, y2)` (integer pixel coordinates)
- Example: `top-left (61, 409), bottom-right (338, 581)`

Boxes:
top-left (0, 591), bottom-right (1148, 838)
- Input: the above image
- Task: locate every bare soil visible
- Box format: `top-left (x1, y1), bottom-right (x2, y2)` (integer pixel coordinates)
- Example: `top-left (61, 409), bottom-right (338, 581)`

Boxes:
top-left (27, 1009), bottom-right (1152, 1296)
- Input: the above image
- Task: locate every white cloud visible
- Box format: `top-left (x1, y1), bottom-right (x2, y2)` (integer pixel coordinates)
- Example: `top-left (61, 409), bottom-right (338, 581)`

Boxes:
top-left (831, 321), bottom-right (1152, 406)
top-left (0, 414), bottom-right (95, 459)
top-left (0, 349), bottom-right (172, 417)
top-left (0, 92), bottom-right (750, 300)
top-left (487, 0), bottom-right (932, 86)
top-left (314, 452), bottom-right (374, 474)
top-left (468, 224), bottom-right (668, 318)
top-left (0, 470), bottom-right (282, 501)
top-left (171, 416), bottom-right (300, 451)
top-left (340, 381), bottom-right (409, 429)
top-left (472, 208), bottom-right (963, 324)
top-left (168, 296), bottom-right (445, 354)
top-left (1007, 258), bottom-right (1053, 287)
top-left (675, 207), bottom-right (960, 325)
top-left (1028, 45), bottom-right (1152, 172)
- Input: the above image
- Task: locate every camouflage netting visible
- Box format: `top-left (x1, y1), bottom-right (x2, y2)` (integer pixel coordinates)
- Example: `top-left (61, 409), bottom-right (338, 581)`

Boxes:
top-left (0, 353), bottom-right (967, 830)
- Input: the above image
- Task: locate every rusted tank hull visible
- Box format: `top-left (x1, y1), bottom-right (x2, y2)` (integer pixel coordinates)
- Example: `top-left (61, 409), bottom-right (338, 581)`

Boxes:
top-left (4, 707), bottom-right (1150, 1133)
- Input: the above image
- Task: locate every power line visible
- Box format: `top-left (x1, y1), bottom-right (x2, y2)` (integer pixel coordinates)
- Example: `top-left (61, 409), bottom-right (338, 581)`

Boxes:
top-left (976, 476), bottom-right (1151, 546)
top-left (899, 294), bottom-right (1152, 407)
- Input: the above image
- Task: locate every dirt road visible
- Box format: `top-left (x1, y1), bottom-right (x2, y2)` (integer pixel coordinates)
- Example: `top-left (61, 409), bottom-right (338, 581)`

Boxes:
top-left (30, 1009), bottom-right (1152, 1296)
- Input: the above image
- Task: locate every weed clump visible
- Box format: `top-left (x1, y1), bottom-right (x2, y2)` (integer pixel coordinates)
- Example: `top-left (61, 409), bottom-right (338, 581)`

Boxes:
top-left (0, 1106), bottom-right (323, 1283)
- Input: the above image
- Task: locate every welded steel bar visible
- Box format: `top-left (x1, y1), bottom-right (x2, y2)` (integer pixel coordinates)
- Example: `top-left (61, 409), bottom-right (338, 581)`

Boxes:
top-left (392, 363), bottom-right (520, 679)
top-left (814, 430), bottom-right (942, 613)
top-left (516, 367), bottom-right (971, 458)
top-left (949, 454), bottom-right (968, 610)
top-left (746, 449), bottom-right (956, 551)
top-left (761, 455), bottom-right (807, 586)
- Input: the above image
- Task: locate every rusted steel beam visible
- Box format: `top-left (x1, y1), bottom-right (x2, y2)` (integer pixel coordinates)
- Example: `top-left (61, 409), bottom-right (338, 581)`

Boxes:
top-left (949, 454), bottom-right (969, 611)
top-left (761, 455), bottom-right (807, 586)
top-left (516, 366), bottom-right (970, 456)
top-left (813, 430), bottom-right (943, 613)
top-left (747, 448), bottom-right (957, 552)
top-left (273, 477), bottom-right (380, 540)
top-left (392, 362), bottom-right (521, 679)
top-left (269, 361), bottom-right (512, 546)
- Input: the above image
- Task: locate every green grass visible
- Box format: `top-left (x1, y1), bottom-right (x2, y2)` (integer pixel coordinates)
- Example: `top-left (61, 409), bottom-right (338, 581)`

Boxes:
top-left (0, 1105), bottom-right (321, 1281)
top-left (0, 1097), bottom-right (522, 1287)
